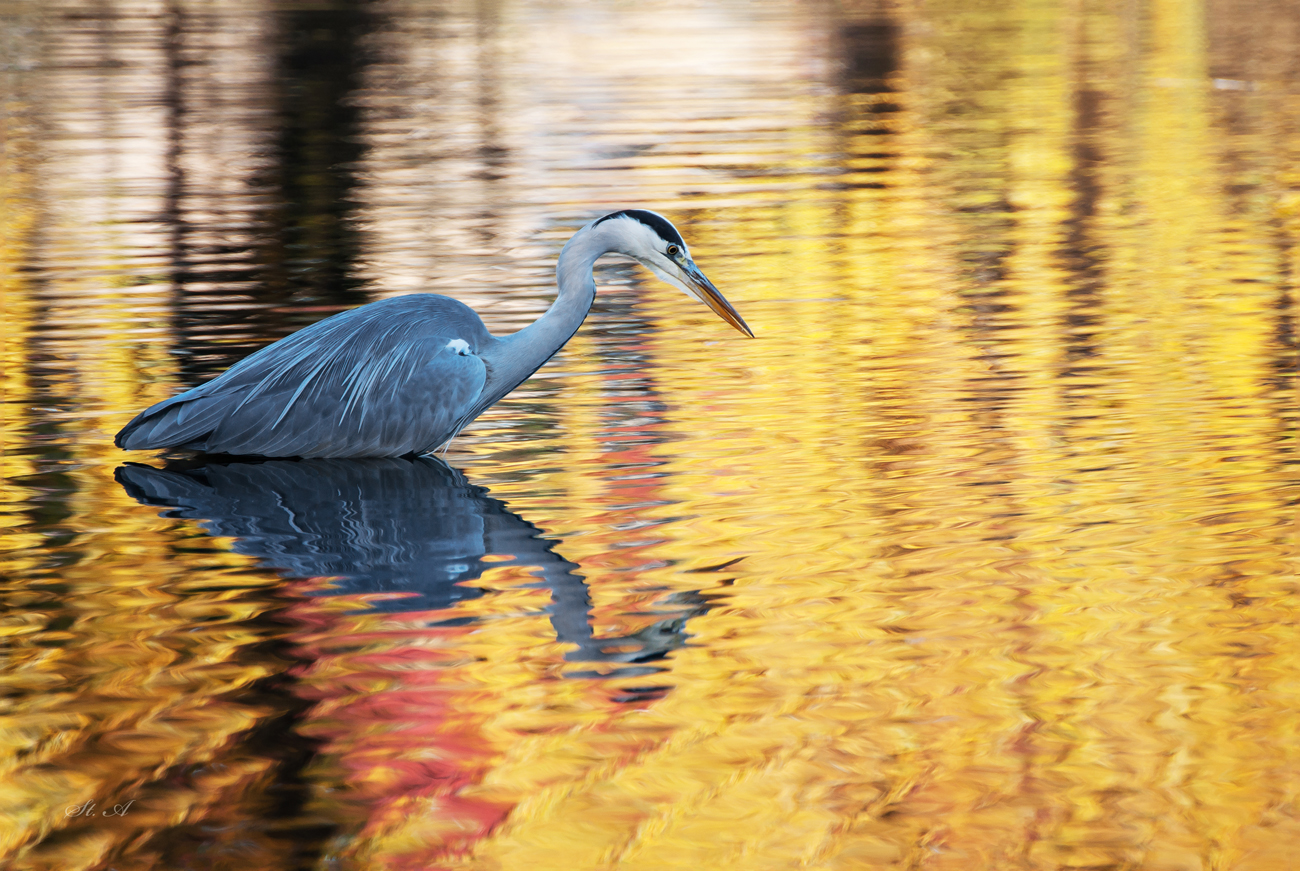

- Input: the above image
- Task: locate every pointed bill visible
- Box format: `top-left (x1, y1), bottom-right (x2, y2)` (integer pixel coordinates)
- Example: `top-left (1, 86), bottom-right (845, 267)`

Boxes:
top-left (682, 261), bottom-right (754, 337)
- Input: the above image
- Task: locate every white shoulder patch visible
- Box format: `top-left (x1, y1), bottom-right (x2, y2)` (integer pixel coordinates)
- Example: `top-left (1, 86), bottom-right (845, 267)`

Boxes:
top-left (445, 338), bottom-right (472, 356)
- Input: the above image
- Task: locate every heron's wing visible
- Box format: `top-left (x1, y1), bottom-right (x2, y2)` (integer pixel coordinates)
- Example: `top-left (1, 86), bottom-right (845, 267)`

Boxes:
top-left (117, 296), bottom-right (490, 458)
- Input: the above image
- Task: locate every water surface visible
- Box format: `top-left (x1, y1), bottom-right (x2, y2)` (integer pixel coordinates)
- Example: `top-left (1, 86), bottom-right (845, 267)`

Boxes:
top-left (2, 1), bottom-right (1298, 869)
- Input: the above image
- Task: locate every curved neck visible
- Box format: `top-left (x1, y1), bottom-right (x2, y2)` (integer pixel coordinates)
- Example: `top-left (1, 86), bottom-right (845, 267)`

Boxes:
top-left (481, 222), bottom-right (610, 406)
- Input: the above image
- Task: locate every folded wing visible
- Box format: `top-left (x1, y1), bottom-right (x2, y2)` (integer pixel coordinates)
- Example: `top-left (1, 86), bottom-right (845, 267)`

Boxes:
top-left (115, 296), bottom-right (490, 458)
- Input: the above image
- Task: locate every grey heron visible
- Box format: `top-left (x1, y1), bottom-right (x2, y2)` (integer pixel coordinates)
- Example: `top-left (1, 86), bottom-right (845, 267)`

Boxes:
top-left (115, 209), bottom-right (753, 458)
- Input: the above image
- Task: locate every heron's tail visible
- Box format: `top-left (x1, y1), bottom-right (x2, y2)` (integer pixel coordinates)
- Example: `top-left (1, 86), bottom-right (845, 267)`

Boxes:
top-left (115, 392), bottom-right (221, 451)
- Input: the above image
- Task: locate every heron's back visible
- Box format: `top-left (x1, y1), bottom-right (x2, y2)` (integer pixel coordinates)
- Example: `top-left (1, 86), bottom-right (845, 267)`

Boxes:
top-left (115, 294), bottom-right (495, 457)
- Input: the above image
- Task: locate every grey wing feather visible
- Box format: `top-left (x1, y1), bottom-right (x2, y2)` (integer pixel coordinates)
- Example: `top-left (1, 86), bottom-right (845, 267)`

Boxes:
top-left (116, 295), bottom-right (492, 458)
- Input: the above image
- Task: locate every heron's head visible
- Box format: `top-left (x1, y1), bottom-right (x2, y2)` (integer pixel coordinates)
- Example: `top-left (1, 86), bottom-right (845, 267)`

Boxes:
top-left (593, 209), bottom-right (754, 337)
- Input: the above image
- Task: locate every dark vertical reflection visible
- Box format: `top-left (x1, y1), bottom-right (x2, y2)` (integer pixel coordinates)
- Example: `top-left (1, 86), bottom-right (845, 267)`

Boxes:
top-left (161, 0), bottom-right (189, 377)
top-left (1203, 0), bottom-right (1300, 469)
top-left (910, 5), bottom-right (1024, 425)
top-left (840, 21), bottom-right (898, 92)
top-left (269, 1), bottom-right (372, 305)
top-left (469, 0), bottom-right (509, 245)
top-left (836, 17), bottom-right (898, 191)
top-left (161, 6), bottom-right (275, 383)
top-left (836, 11), bottom-right (909, 489)
top-left (170, 2), bottom-right (377, 384)
top-left (1057, 14), bottom-right (1108, 405)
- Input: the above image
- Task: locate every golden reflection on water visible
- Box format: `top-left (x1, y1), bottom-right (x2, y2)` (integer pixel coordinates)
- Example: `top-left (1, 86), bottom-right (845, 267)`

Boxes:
top-left (2, 0), bottom-right (1299, 869)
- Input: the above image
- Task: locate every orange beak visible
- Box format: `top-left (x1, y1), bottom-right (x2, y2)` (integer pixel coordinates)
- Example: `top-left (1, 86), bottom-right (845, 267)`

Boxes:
top-left (683, 261), bottom-right (754, 337)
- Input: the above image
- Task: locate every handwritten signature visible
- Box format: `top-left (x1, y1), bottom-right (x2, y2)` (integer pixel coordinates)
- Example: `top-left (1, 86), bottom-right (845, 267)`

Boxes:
top-left (65, 800), bottom-right (134, 818)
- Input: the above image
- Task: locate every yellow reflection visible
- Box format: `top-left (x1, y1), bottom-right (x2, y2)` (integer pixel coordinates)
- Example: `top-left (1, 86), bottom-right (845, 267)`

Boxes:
top-left (3, 0), bottom-right (1299, 868)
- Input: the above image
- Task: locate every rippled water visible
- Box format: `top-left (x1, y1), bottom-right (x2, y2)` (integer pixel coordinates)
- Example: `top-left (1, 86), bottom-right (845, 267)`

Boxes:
top-left (3, 1), bottom-right (1299, 869)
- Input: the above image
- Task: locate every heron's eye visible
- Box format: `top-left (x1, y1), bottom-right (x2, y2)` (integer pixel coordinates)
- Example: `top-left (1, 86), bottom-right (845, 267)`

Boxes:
top-left (666, 245), bottom-right (680, 257)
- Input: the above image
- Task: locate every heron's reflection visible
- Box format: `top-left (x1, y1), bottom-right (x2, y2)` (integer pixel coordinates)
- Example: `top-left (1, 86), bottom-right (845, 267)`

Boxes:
top-left (117, 457), bottom-right (707, 675)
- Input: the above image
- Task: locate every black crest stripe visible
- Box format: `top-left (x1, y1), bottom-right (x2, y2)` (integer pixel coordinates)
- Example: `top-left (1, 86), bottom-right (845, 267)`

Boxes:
top-left (594, 209), bottom-right (685, 247)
